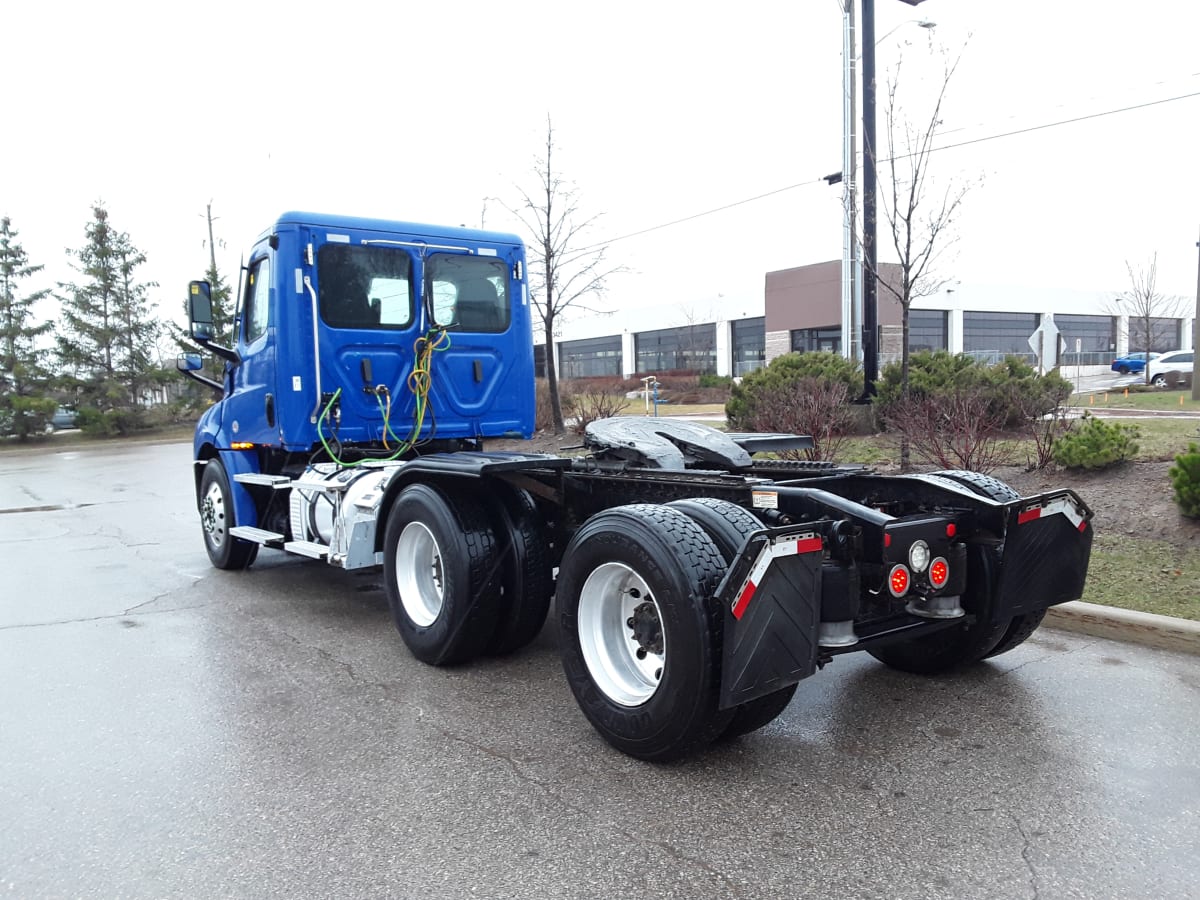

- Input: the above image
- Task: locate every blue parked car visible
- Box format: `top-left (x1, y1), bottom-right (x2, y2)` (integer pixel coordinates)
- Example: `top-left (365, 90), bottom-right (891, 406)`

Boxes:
top-left (1110, 351), bottom-right (1160, 375)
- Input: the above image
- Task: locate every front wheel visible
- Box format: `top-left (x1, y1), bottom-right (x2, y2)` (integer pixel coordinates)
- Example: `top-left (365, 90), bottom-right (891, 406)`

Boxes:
top-left (1152, 374), bottom-right (1169, 388)
top-left (557, 504), bottom-right (732, 761)
top-left (198, 460), bottom-right (258, 570)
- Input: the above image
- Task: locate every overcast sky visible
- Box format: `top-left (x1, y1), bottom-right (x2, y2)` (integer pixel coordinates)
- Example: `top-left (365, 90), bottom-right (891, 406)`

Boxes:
top-left (2, 0), bottom-right (1198, 332)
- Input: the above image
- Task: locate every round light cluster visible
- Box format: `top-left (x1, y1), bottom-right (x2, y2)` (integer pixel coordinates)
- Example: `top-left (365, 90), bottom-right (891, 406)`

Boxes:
top-left (908, 540), bottom-right (930, 573)
top-left (930, 558), bottom-right (949, 589)
top-left (888, 564), bottom-right (910, 597)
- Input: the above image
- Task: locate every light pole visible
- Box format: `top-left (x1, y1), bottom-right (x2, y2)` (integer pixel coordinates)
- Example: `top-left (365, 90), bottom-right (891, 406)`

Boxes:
top-left (841, 5), bottom-right (934, 369)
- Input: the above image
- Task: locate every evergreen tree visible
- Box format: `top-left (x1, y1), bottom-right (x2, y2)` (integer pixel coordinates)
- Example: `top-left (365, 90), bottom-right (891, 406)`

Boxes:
top-left (0, 216), bottom-right (55, 439)
top-left (56, 203), bottom-right (160, 432)
top-left (174, 202), bottom-right (234, 385)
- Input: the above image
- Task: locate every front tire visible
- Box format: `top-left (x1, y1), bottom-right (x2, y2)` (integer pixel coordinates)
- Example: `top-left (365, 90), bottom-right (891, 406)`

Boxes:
top-left (383, 483), bottom-right (502, 666)
top-left (1152, 374), bottom-right (1169, 388)
top-left (557, 504), bottom-right (733, 761)
top-left (198, 460), bottom-right (258, 570)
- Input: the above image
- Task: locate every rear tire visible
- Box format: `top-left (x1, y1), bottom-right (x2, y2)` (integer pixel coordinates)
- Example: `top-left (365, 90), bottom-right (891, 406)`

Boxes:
top-left (383, 483), bottom-right (501, 666)
top-left (931, 469), bottom-right (1048, 660)
top-left (667, 498), bottom-right (798, 739)
top-left (557, 504), bottom-right (733, 761)
top-left (199, 460), bottom-right (258, 570)
top-left (485, 488), bottom-right (554, 656)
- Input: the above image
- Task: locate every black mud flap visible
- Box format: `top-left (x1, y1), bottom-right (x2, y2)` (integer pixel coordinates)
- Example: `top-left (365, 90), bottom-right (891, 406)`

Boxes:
top-left (717, 526), bottom-right (826, 710)
top-left (995, 490), bottom-right (1094, 618)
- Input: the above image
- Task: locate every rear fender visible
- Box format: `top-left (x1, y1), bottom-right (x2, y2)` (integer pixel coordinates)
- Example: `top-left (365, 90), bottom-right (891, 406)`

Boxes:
top-left (716, 524), bottom-right (829, 710)
top-left (995, 490), bottom-right (1093, 616)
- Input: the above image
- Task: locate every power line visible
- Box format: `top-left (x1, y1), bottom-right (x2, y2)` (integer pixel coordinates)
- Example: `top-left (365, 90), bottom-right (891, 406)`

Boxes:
top-left (578, 177), bottom-right (829, 251)
top-left (583, 88), bottom-right (1200, 252)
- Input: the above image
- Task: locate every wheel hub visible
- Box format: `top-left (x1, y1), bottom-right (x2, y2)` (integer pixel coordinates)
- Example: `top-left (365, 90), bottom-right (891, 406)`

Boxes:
top-left (626, 599), bottom-right (663, 657)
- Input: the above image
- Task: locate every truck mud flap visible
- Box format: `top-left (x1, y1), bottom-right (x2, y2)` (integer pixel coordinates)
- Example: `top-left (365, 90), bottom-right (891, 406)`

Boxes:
top-left (995, 491), bottom-right (1093, 618)
top-left (717, 526), bottom-right (825, 711)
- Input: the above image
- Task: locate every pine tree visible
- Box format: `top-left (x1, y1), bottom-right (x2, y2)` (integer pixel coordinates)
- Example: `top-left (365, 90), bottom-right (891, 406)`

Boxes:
top-left (174, 202), bottom-right (234, 385)
top-left (56, 203), bottom-right (160, 432)
top-left (0, 216), bottom-right (55, 440)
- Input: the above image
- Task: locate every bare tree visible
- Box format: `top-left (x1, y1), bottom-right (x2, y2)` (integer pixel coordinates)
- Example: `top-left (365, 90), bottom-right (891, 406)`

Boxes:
top-left (871, 51), bottom-right (976, 468)
top-left (1117, 254), bottom-right (1188, 384)
top-left (511, 117), bottom-right (623, 434)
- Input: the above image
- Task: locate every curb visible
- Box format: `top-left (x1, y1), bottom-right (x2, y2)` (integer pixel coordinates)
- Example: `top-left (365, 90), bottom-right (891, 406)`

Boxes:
top-left (1044, 601), bottom-right (1200, 656)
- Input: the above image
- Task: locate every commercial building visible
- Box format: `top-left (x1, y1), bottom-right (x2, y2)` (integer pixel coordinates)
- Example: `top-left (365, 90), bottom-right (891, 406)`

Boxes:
top-left (536, 260), bottom-right (1195, 379)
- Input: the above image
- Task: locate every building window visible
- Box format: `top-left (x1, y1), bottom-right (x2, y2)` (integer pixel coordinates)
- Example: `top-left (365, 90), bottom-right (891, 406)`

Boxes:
top-left (731, 316), bottom-right (765, 376)
top-left (635, 324), bottom-right (717, 374)
top-left (1128, 316), bottom-right (1181, 354)
top-left (1055, 314), bottom-right (1115, 365)
top-left (790, 325), bottom-right (841, 355)
top-left (909, 309), bottom-right (947, 352)
top-left (962, 311), bottom-right (1040, 365)
top-left (533, 343), bottom-right (547, 378)
top-left (560, 335), bottom-right (622, 378)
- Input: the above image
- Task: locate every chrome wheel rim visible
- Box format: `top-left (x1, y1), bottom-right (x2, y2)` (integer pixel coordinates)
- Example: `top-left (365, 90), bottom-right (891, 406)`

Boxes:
top-left (396, 521), bottom-right (444, 627)
top-left (201, 480), bottom-right (227, 550)
top-left (577, 562), bottom-right (665, 707)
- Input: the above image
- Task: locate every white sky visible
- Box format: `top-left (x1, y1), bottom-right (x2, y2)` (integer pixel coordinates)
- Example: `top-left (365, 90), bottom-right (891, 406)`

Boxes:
top-left (2, 0), bottom-right (1198, 333)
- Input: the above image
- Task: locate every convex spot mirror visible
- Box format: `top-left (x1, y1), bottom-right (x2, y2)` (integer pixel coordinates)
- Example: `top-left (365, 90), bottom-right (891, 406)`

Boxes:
top-left (188, 280), bottom-right (214, 340)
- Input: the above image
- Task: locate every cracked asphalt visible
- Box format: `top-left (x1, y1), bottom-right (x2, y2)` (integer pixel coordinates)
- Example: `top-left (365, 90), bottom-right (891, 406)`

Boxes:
top-left (2, 441), bottom-right (1198, 899)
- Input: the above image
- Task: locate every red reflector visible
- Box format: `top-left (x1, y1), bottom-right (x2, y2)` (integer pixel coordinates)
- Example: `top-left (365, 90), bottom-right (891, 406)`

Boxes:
top-left (884, 533), bottom-right (892, 548)
top-left (796, 536), bottom-right (824, 554)
top-left (888, 564), bottom-right (910, 597)
top-left (1078, 521), bottom-right (1088, 533)
top-left (945, 523), bottom-right (956, 538)
top-left (732, 582), bottom-right (756, 620)
top-left (929, 557), bottom-right (949, 588)
top-left (1017, 508), bottom-right (1042, 525)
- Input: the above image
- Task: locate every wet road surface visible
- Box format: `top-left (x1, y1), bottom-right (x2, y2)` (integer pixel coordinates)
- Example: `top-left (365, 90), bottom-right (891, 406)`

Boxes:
top-left (1, 441), bottom-right (1198, 899)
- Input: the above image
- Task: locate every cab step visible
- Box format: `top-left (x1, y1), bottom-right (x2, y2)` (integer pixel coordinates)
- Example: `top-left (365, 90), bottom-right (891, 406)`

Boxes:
top-left (229, 526), bottom-right (285, 544)
top-left (284, 540), bottom-right (330, 559)
top-left (234, 473), bottom-right (293, 489)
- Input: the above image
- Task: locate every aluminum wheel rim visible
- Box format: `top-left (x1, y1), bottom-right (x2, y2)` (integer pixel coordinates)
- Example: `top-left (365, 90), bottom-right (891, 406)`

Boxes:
top-left (396, 521), bottom-right (444, 627)
top-left (577, 562), bottom-right (665, 707)
top-left (201, 480), bottom-right (227, 550)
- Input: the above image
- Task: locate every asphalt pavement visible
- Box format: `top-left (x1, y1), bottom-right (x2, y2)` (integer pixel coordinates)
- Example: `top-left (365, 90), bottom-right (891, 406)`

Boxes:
top-left (1, 441), bottom-right (1198, 899)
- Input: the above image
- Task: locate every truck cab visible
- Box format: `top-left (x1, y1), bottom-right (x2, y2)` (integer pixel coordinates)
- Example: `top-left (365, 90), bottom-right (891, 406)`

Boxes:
top-left (185, 211), bottom-right (534, 456)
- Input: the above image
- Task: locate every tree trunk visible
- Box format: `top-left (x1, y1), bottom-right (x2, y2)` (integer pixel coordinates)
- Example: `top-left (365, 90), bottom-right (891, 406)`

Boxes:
top-left (544, 313), bottom-right (565, 434)
top-left (900, 299), bottom-right (911, 471)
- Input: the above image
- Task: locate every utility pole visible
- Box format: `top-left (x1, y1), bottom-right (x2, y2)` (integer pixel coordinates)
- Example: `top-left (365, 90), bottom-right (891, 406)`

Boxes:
top-left (860, 0), bottom-right (879, 398)
top-left (860, 0), bottom-right (926, 400)
top-left (1193, 225), bottom-right (1200, 401)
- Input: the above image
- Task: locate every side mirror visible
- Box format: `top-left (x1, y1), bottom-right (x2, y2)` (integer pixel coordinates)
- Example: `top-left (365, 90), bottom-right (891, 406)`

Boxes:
top-left (189, 280), bottom-right (214, 341)
top-left (176, 352), bottom-right (204, 373)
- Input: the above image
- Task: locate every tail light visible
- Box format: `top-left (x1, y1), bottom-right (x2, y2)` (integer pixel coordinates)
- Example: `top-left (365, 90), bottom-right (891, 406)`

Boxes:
top-left (888, 564), bottom-right (910, 597)
top-left (929, 557), bottom-right (949, 589)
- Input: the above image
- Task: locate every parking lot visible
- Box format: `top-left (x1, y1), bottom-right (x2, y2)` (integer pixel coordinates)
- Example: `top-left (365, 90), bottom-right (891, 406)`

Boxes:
top-left (2, 441), bottom-right (1198, 899)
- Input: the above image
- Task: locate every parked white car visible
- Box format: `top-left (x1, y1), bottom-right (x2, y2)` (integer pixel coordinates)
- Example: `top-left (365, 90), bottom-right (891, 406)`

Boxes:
top-left (1145, 350), bottom-right (1194, 388)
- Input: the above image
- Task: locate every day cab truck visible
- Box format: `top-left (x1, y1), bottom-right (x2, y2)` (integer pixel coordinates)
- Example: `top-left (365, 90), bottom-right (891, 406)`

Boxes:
top-left (178, 211), bottom-right (1094, 761)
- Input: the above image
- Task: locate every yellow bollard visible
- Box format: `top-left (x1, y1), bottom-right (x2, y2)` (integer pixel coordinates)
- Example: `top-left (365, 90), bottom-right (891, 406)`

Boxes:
top-left (1105, 393), bottom-right (1110, 403)
top-left (1181, 394), bottom-right (1186, 406)
top-left (1123, 389), bottom-right (1128, 398)
top-left (1089, 394), bottom-right (1094, 405)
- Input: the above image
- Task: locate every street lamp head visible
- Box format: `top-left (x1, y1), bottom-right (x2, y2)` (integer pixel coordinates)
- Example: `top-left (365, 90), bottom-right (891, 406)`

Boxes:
top-left (917, 19), bottom-right (936, 29)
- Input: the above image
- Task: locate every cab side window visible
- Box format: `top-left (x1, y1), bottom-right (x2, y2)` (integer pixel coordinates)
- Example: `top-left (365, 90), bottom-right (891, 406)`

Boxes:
top-left (244, 257), bottom-right (271, 344)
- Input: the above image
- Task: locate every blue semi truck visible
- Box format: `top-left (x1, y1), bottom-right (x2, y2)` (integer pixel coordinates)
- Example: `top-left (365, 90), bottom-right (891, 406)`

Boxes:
top-left (178, 211), bottom-right (1094, 761)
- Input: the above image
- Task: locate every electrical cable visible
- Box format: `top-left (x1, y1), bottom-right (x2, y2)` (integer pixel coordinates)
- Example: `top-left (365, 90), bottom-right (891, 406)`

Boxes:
top-left (575, 88), bottom-right (1200, 253)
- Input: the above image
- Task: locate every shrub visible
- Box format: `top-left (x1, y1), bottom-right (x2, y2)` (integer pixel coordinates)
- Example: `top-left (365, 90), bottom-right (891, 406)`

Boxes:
top-left (1052, 414), bottom-right (1140, 469)
top-left (876, 351), bottom-right (1070, 429)
top-left (726, 352), bottom-right (861, 428)
top-left (564, 387), bottom-right (630, 435)
top-left (1169, 443), bottom-right (1200, 517)
top-left (698, 373), bottom-right (733, 389)
top-left (881, 385), bottom-right (1014, 473)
